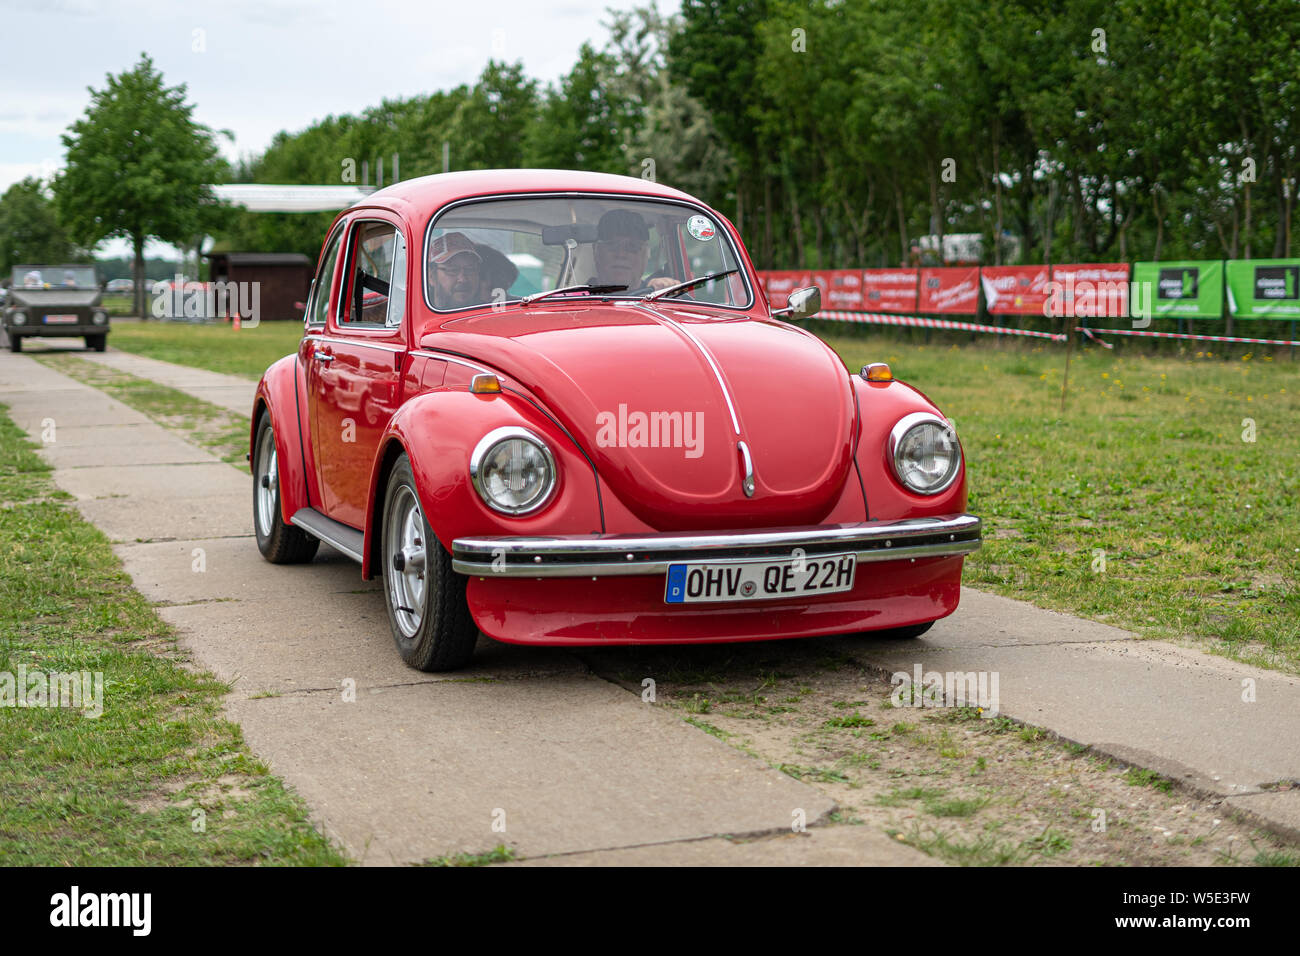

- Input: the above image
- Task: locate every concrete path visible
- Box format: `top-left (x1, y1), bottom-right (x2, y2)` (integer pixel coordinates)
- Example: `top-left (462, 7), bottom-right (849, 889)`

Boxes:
top-left (4, 343), bottom-right (1298, 857)
top-left (76, 345), bottom-right (257, 415)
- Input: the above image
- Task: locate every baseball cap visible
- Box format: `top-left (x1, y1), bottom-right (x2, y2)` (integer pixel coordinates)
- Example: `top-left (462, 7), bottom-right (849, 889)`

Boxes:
top-left (597, 210), bottom-right (650, 242)
top-left (428, 232), bottom-right (482, 265)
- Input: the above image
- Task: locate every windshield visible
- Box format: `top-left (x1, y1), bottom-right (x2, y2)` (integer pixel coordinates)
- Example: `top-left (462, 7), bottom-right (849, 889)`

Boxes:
top-left (424, 196), bottom-right (751, 312)
top-left (13, 266), bottom-right (97, 290)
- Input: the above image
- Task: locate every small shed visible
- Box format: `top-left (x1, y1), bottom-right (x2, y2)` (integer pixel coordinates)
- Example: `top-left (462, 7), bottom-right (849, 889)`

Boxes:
top-left (204, 252), bottom-right (312, 321)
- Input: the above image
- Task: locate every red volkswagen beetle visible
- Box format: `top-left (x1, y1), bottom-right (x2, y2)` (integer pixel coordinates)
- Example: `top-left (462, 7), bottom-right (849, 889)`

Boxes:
top-left (251, 170), bottom-right (980, 671)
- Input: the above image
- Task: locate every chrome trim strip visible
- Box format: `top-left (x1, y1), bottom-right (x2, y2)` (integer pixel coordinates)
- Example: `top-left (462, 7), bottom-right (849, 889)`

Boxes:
top-left (452, 514), bottom-right (980, 577)
top-left (303, 334), bottom-right (405, 353)
top-left (409, 350), bottom-right (494, 373)
top-left (643, 305), bottom-right (742, 435)
top-left (737, 440), bottom-right (754, 497)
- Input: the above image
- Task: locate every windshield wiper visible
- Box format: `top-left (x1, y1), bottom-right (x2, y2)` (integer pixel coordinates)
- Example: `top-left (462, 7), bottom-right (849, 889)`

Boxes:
top-left (642, 269), bottom-right (739, 302)
top-left (522, 283), bottom-right (628, 305)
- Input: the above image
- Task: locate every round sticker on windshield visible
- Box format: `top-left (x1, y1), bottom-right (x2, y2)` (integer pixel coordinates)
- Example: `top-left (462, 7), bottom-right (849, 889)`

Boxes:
top-left (686, 215), bottom-right (716, 241)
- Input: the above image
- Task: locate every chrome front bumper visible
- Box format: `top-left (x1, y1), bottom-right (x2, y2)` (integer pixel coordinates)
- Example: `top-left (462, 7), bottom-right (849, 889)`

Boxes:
top-left (452, 514), bottom-right (981, 578)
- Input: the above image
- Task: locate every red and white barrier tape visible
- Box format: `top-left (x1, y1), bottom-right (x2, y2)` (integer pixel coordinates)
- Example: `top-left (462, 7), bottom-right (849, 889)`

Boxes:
top-left (1076, 325), bottom-right (1300, 347)
top-left (813, 309), bottom-right (1300, 347)
top-left (818, 310), bottom-right (1067, 341)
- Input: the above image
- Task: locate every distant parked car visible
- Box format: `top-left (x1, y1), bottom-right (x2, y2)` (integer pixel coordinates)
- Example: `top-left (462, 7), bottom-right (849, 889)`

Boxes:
top-left (2, 264), bottom-right (110, 352)
top-left (105, 278), bottom-right (134, 294)
top-left (250, 169), bottom-right (980, 671)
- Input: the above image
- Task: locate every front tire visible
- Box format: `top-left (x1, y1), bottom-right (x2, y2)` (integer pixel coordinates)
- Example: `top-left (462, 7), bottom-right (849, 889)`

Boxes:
top-left (7, 334), bottom-right (20, 353)
top-left (86, 334), bottom-right (107, 352)
top-left (381, 455), bottom-right (478, 671)
top-left (252, 410), bottom-right (319, 564)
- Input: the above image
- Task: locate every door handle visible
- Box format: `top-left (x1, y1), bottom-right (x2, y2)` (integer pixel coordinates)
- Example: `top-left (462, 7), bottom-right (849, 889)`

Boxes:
top-left (313, 350), bottom-right (334, 362)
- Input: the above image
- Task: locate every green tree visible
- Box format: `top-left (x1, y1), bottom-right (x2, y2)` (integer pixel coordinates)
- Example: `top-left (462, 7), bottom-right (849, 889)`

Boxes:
top-left (54, 54), bottom-right (228, 316)
top-left (0, 178), bottom-right (76, 275)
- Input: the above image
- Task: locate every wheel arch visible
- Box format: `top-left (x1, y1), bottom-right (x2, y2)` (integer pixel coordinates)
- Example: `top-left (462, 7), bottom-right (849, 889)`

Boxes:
top-left (253, 354), bottom-right (311, 523)
top-left (363, 436), bottom-right (410, 580)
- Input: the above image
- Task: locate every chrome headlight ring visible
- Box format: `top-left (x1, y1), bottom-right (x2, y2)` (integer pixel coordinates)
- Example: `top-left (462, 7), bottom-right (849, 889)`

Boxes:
top-left (469, 426), bottom-right (558, 516)
top-left (888, 412), bottom-right (962, 496)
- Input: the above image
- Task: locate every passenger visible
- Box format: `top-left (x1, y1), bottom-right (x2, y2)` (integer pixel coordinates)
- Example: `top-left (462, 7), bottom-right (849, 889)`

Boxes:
top-left (588, 210), bottom-right (675, 292)
top-left (428, 232), bottom-right (483, 309)
top-left (473, 243), bottom-right (519, 304)
top-left (23, 270), bottom-right (42, 288)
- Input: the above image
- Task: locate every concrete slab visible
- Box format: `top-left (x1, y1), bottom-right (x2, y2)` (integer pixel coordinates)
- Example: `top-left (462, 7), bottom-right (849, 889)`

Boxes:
top-left (53, 460), bottom-right (247, 500)
top-left (227, 679), bottom-right (836, 864)
top-left (75, 493), bottom-right (250, 543)
top-left (44, 430), bottom-right (218, 468)
top-left (162, 596), bottom-right (587, 696)
top-left (118, 536), bottom-right (361, 604)
top-left (921, 587), bottom-right (1137, 647)
top-left (1225, 790), bottom-right (1300, 844)
top-left (512, 826), bottom-right (943, 866)
top-left (0, 388), bottom-right (151, 430)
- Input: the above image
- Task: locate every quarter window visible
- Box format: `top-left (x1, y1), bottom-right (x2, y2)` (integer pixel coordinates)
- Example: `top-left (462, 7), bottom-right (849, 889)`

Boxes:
top-left (307, 227), bottom-right (345, 326)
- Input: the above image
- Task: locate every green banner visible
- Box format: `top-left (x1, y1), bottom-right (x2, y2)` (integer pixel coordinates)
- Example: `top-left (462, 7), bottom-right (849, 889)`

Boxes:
top-left (1226, 259), bottom-right (1300, 319)
top-left (1131, 260), bottom-right (1223, 318)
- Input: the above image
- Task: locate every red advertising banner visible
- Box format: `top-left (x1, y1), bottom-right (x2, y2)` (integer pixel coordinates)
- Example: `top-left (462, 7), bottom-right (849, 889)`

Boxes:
top-left (820, 269), bottom-right (864, 310)
top-left (860, 269), bottom-right (919, 313)
top-left (1047, 263), bottom-right (1130, 318)
top-left (919, 267), bottom-right (979, 314)
top-left (981, 265), bottom-right (1052, 315)
top-left (761, 270), bottom-right (812, 309)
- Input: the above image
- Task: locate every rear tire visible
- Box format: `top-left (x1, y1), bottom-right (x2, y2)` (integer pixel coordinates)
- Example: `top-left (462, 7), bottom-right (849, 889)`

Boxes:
top-left (876, 621), bottom-right (935, 640)
top-left (252, 410), bottom-right (319, 564)
top-left (86, 334), bottom-right (107, 352)
top-left (8, 334), bottom-right (20, 353)
top-left (381, 455), bottom-right (478, 671)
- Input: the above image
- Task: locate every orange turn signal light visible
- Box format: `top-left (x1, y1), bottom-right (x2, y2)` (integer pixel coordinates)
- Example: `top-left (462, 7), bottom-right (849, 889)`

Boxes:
top-left (470, 373), bottom-right (502, 394)
top-left (861, 363), bottom-right (893, 383)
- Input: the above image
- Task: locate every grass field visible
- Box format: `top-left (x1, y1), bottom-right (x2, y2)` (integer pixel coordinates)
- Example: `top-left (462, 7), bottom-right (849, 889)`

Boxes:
top-left (0, 403), bottom-right (346, 864)
top-left (107, 320), bottom-right (1300, 673)
top-left (108, 320), bottom-right (304, 379)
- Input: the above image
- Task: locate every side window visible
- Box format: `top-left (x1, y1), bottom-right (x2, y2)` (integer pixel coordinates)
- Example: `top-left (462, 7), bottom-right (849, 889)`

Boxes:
top-left (343, 221), bottom-right (397, 326)
top-left (385, 231), bottom-right (406, 328)
top-left (308, 227), bottom-right (345, 326)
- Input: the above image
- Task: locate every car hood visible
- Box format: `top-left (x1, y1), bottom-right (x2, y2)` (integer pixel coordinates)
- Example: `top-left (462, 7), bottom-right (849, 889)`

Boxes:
top-left (8, 290), bottom-right (100, 308)
top-left (424, 303), bottom-right (856, 531)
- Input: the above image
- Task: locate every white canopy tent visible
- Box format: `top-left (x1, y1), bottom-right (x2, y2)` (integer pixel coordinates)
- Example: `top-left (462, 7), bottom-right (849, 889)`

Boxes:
top-left (211, 183), bottom-right (374, 213)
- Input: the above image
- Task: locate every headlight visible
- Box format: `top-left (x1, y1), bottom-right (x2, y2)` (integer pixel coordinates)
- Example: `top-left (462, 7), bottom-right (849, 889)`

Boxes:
top-left (11, 311), bottom-right (26, 325)
top-left (92, 310), bottom-right (108, 325)
top-left (470, 427), bottom-right (557, 515)
top-left (889, 412), bottom-right (961, 495)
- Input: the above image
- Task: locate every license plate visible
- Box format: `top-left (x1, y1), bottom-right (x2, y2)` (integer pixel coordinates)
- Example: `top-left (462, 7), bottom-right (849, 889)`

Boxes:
top-left (665, 552), bottom-right (856, 604)
top-left (44, 314), bottom-right (77, 324)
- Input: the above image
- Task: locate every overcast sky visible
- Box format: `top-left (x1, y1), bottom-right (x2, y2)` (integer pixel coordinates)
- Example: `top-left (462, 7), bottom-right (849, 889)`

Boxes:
top-left (1, 0), bottom-right (673, 257)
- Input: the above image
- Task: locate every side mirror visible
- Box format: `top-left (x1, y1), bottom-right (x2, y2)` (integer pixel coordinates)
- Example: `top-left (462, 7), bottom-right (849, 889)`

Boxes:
top-left (773, 285), bottom-right (821, 320)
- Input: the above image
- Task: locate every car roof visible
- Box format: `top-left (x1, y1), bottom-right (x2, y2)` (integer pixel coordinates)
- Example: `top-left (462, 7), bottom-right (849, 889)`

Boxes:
top-left (349, 169), bottom-right (707, 223)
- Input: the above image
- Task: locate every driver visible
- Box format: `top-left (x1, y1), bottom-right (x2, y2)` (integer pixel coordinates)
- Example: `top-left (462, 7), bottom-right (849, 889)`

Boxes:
top-left (428, 232), bottom-right (483, 309)
top-left (588, 210), bottom-right (675, 292)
